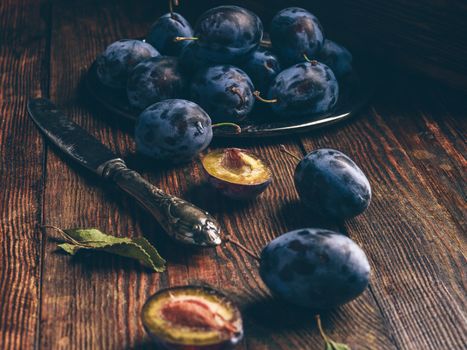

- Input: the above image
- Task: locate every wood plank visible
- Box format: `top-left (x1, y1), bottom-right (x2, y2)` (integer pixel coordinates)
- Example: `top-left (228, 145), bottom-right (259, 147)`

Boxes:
top-left (0, 0), bottom-right (49, 349)
top-left (299, 77), bottom-right (467, 349)
top-left (39, 1), bottom-right (167, 349)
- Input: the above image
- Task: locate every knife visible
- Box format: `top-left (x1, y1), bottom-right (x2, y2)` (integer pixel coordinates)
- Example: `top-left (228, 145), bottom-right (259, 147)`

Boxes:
top-left (28, 98), bottom-right (222, 247)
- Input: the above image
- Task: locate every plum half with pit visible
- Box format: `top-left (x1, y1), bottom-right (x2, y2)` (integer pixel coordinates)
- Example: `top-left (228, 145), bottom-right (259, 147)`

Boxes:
top-left (294, 148), bottom-right (371, 220)
top-left (193, 5), bottom-right (263, 64)
top-left (317, 39), bottom-right (353, 80)
top-left (260, 228), bottom-right (371, 310)
top-left (201, 148), bottom-right (272, 200)
top-left (270, 7), bottom-right (324, 67)
top-left (267, 60), bottom-right (339, 117)
top-left (142, 285), bottom-right (243, 350)
top-left (147, 12), bottom-right (194, 56)
top-left (127, 56), bottom-right (187, 109)
top-left (190, 65), bottom-right (254, 123)
top-left (96, 39), bottom-right (160, 89)
top-left (135, 99), bottom-right (212, 162)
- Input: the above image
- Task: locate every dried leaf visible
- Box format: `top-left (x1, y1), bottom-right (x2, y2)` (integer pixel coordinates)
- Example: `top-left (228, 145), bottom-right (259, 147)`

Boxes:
top-left (57, 228), bottom-right (165, 272)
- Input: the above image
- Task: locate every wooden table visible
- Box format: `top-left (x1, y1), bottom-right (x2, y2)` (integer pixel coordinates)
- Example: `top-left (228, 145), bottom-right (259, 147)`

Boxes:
top-left (1, 0), bottom-right (466, 349)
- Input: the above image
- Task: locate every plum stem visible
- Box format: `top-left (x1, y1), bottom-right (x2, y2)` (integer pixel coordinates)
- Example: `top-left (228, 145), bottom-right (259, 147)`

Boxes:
top-left (174, 36), bottom-right (198, 42)
top-left (212, 122), bottom-right (242, 134)
top-left (303, 54), bottom-right (318, 66)
top-left (253, 91), bottom-right (277, 104)
top-left (169, 0), bottom-right (180, 17)
top-left (279, 145), bottom-right (301, 162)
top-left (260, 39), bottom-right (272, 48)
top-left (224, 235), bottom-right (260, 261)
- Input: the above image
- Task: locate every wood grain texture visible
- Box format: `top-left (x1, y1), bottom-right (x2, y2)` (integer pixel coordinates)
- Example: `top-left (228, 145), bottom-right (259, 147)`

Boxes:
top-left (299, 75), bottom-right (467, 349)
top-left (0, 0), bottom-right (49, 348)
top-left (39, 1), bottom-right (164, 349)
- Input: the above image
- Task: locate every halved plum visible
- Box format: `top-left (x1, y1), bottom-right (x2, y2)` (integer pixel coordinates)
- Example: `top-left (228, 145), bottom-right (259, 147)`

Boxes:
top-left (201, 148), bottom-right (272, 200)
top-left (142, 285), bottom-right (243, 350)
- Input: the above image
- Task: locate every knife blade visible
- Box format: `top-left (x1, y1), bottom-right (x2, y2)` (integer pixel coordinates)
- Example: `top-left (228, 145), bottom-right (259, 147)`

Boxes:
top-left (28, 98), bottom-right (222, 247)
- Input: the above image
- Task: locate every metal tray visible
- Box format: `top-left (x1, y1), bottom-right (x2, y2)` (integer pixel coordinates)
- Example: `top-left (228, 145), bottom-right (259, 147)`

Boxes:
top-left (85, 59), bottom-right (371, 138)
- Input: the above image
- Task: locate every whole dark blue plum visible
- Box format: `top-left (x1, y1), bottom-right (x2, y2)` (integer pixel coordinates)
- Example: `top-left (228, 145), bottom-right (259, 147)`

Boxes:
top-left (295, 149), bottom-right (371, 220)
top-left (193, 6), bottom-right (263, 63)
top-left (260, 228), bottom-right (370, 309)
top-left (146, 12), bottom-right (193, 56)
top-left (270, 7), bottom-right (324, 67)
top-left (190, 65), bottom-right (254, 123)
top-left (267, 61), bottom-right (338, 117)
top-left (127, 56), bottom-right (187, 109)
top-left (178, 42), bottom-right (219, 76)
top-left (242, 48), bottom-right (281, 93)
top-left (317, 40), bottom-right (353, 80)
top-left (135, 99), bottom-right (212, 162)
top-left (96, 39), bottom-right (160, 89)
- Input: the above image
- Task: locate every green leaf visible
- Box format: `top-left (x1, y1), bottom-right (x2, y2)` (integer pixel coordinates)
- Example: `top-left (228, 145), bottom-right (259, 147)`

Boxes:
top-left (57, 228), bottom-right (166, 272)
top-left (326, 340), bottom-right (351, 350)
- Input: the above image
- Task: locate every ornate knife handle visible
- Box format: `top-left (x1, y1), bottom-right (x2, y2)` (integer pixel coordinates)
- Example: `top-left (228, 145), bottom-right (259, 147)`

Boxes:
top-left (101, 159), bottom-right (222, 247)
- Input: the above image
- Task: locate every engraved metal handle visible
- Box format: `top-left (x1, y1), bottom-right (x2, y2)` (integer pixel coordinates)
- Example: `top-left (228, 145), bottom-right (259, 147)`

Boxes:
top-left (101, 159), bottom-right (222, 247)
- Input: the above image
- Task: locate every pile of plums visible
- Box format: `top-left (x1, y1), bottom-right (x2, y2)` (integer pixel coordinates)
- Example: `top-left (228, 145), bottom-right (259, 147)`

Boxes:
top-left (95, 4), bottom-right (353, 162)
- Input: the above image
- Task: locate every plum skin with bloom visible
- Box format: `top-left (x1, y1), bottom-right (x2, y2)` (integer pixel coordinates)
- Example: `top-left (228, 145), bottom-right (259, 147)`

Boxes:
top-left (127, 56), bottom-right (187, 109)
top-left (260, 228), bottom-right (371, 310)
top-left (135, 99), bottom-right (212, 162)
top-left (270, 7), bottom-right (324, 67)
top-left (242, 48), bottom-right (281, 93)
top-left (96, 39), bottom-right (160, 89)
top-left (294, 148), bottom-right (371, 220)
top-left (146, 12), bottom-right (194, 56)
top-left (317, 39), bottom-right (353, 80)
top-left (193, 5), bottom-right (263, 63)
top-left (267, 61), bottom-right (339, 117)
top-left (190, 65), bottom-right (255, 123)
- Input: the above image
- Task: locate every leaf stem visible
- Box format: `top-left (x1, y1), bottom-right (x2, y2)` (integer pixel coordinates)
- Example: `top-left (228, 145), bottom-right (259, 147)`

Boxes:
top-left (253, 91), bottom-right (277, 104)
top-left (279, 145), bottom-right (301, 162)
top-left (42, 225), bottom-right (86, 247)
top-left (316, 315), bottom-right (330, 342)
top-left (42, 226), bottom-right (106, 247)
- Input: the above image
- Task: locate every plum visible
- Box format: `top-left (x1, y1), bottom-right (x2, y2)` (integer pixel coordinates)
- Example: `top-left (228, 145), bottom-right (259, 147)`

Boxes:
top-left (127, 56), bottom-right (187, 109)
top-left (270, 7), bottom-right (324, 67)
top-left (201, 148), bottom-right (272, 200)
top-left (242, 48), bottom-right (281, 93)
top-left (317, 39), bottom-right (353, 80)
top-left (267, 60), bottom-right (338, 117)
top-left (190, 5), bottom-right (263, 63)
top-left (295, 149), bottom-right (371, 220)
top-left (190, 65), bottom-right (254, 123)
top-left (135, 99), bottom-right (212, 162)
top-left (96, 39), bottom-right (160, 89)
top-left (147, 12), bottom-right (194, 56)
top-left (142, 285), bottom-right (243, 350)
top-left (260, 228), bottom-right (371, 309)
